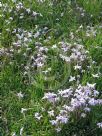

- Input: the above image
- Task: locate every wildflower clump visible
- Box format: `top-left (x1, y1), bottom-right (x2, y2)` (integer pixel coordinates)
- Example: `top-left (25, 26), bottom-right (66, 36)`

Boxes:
top-left (36, 83), bottom-right (102, 133)
top-left (34, 42), bottom-right (102, 133)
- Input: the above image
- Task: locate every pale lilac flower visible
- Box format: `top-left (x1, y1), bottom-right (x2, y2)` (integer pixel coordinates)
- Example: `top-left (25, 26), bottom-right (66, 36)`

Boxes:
top-left (35, 112), bottom-right (42, 120)
top-left (26, 8), bottom-right (31, 13)
top-left (92, 74), bottom-right (99, 78)
top-left (32, 11), bottom-right (38, 16)
top-left (50, 120), bottom-right (57, 125)
top-left (96, 99), bottom-right (102, 105)
top-left (52, 44), bottom-right (57, 49)
top-left (74, 65), bottom-right (81, 70)
top-left (56, 127), bottom-right (61, 132)
top-left (81, 113), bottom-right (86, 118)
top-left (71, 98), bottom-right (82, 107)
top-left (59, 54), bottom-right (71, 62)
top-left (63, 105), bottom-right (74, 112)
top-left (56, 115), bottom-right (68, 124)
top-left (87, 83), bottom-right (96, 89)
top-left (97, 122), bottom-right (102, 128)
top-left (24, 71), bottom-right (27, 75)
top-left (34, 31), bottom-right (40, 38)
top-left (58, 89), bottom-right (72, 98)
top-left (48, 110), bottom-right (54, 117)
top-left (88, 98), bottom-right (96, 106)
top-left (70, 53), bottom-right (77, 60)
top-left (79, 25), bottom-right (83, 29)
top-left (31, 56), bottom-right (34, 60)
top-left (41, 107), bottom-right (45, 112)
top-left (60, 110), bottom-right (67, 115)
top-left (42, 92), bottom-right (58, 103)
top-left (61, 12), bottom-right (64, 17)
top-left (47, 68), bottom-right (51, 71)
top-left (69, 76), bottom-right (75, 82)
top-left (70, 32), bottom-right (74, 39)
top-left (92, 61), bottom-right (97, 64)
top-left (37, 0), bottom-right (45, 3)
top-left (12, 132), bottom-right (16, 136)
top-left (20, 127), bottom-right (24, 135)
top-left (0, 2), bottom-right (2, 7)
top-left (79, 98), bottom-right (86, 105)
top-left (21, 108), bottom-right (27, 114)
top-left (93, 90), bottom-right (99, 96)
top-left (84, 107), bottom-right (91, 112)
top-left (17, 92), bottom-right (24, 99)
top-left (37, 62), bottom-right (44, 67)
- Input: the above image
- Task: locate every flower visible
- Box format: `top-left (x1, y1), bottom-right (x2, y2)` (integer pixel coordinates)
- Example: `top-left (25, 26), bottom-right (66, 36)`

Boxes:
top-left (0, 1), bottom-right (2, 6)
top-left (48, 110), bottom-right (54, 117)
top-left (74, 65), bottom-right (81, 70)
top-left (21, 108), bottom-right (27, 114)
top-left (69, 76), bottom-right (75, 82)
top-left (34, 31), bottom-right (40, 38)
top-left (12, 132), bottom-right (16, 136)
top-left (52, 44), bottom-right (57, 49)
top-left (32, 11), bottom-right (38, 16)
top-left (88, 98), bottom-right (96, 106)
top-left (35, 112), bottom-right (42, 120)
top-left (20, 127), bottom-right (24, 135)
top-left (42, 92), bottom-right (58, 103)
top-left (97, 122), bottom-right (102, 128)
top-left (50, 120), bottom-right (57, 125)
top-left (84, 107), bottom-right (91, 112)
top-left (17, 92), bottom-right (24, 99)
top-left (58, 88), bottom-right (72, 98)
top-left (55, 127), bottom-right (61, 132)
top-left (56, 115), bottom-right (68, 124)
top-left (92, 74), bottom-right (99, 78)
top-left (63, 105), bottom-right (74, 112)
top-left (61, 12), bottom-right (64, 17)
top-left (87, 83), bottom-right (96, 89)
top-left (81, 113), bottom-right (86, 118)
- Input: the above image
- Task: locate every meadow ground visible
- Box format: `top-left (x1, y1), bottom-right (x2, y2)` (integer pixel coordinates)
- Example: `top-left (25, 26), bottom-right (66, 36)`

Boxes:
top-left (0, 0), bottom-right (102, 136)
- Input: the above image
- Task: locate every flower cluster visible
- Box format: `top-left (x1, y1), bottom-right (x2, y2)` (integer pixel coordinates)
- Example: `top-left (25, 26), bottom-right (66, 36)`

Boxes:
top-left (59, 42), bottom-right (88, 63)
top-left (12, 28), bottom-right (33, 48)
top-left (35, 83), bottom-right (102, 132)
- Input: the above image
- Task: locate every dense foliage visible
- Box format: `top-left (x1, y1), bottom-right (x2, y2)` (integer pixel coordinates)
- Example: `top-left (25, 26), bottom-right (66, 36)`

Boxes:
top-left (0, 0), bottom-right (102, 136)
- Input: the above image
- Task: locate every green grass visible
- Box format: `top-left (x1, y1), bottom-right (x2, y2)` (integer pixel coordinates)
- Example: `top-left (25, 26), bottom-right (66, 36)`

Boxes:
top-left (1, 0), bottom-right (102, 135)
